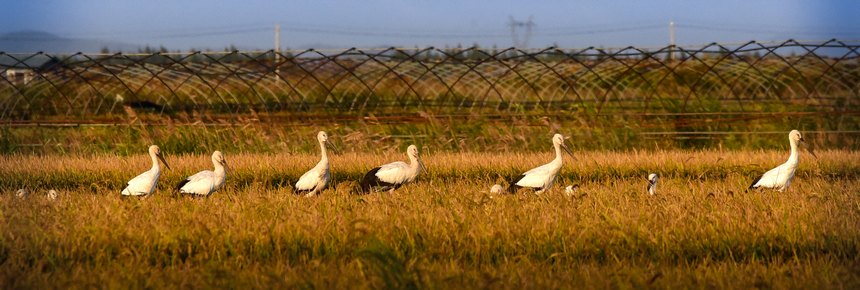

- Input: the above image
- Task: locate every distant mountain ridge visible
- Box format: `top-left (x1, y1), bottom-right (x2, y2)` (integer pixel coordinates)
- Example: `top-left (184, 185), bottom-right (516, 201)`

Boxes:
top-left (0, 30), bottom-right (141, 53)
top-left (0, 30), bottom-right (397, 54)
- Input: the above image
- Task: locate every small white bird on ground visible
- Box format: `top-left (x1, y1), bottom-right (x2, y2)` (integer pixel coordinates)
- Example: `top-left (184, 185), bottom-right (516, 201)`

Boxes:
top-left (647, 173), bottom-right (658, 195)
top-left (176, 151), bottom-right (228, 197)
top-left (489, 184), bottom-right (504, 194)
top-left (359, 145), bottom-right (425, 193)
top-left (748, 130), bottom-right (814, 192)
top-left (564, 184), bottom-right (579, 197)
top-left (121, 145), bottom-right (170, 197)
top-left (16, 188), bottom-right (29, 199)
top-left (294, 131), bottom-right (338, 197)
top-left (47, 189), bottom-right (59, 200)
top-left (506, 134), bottom-right (574, 194)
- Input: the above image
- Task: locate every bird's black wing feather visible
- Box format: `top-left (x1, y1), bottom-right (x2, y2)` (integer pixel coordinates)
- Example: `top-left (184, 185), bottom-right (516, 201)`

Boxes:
top-left (175, 179), bottom-right (191, 193)
top-left (359, 167), bottom-right (397, 194)
top-left (747, 174), bottom-right (763, 191)
top-left (293, 184), bottom-right (316, 195)
top-left (505, 174), bottom-right (526, 194)
top-left (120, 181), bottom-right (130, 195)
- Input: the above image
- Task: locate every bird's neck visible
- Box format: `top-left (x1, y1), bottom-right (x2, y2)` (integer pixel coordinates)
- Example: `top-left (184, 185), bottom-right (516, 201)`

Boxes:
top-left (409, 156), bottom-right (422, 171)
top-left (787, 139), bottom-right (799, 166)
top-left (214, 163), bottom-right (226, 177)
top-left (553, 144), bottom-right (563, 163)
top-left (149, 154), bottom-right (160, 171)
top-left (319, 141), bottom-right (328, 162)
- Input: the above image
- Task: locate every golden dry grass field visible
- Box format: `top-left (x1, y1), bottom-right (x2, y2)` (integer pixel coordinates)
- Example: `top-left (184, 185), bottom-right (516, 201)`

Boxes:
top-left (1, 150), bottom-right (859, 289)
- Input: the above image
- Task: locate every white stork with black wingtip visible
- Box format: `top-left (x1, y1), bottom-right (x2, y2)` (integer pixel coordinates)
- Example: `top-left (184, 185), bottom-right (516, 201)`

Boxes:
top-left (748, 130), bottom-right (815, 192)
top-left (294, 131), bottom-right (338, 197)
top-left (176, 151), bottom-right (228, 197)
top-left (121, 145), bottom-right (171, 197)
top-left (360, 145), bottom-right (425, 193)
top-left (506, 134), bottom-right (574, 194)
top-left (647, 173), bottom-right (658, 195)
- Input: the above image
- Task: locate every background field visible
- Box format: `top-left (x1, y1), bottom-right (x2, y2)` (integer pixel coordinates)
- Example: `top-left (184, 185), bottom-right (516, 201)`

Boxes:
top-left (3, 41), bottom-right (860, 154)
top-left (1, 150), bottom-right (858, 289)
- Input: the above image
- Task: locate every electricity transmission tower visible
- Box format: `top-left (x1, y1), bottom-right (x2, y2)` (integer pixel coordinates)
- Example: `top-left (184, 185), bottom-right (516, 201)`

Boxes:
top-left (508, 16), bottom-right (535, 48)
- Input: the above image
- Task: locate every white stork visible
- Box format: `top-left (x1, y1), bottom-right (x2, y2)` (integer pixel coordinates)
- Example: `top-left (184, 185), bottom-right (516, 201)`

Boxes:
top-left (647, 173), bottom-right (658, 195)
top-left (360, 145), bottom-right (425, 193)
top-left (506, 134), bottom-right (574, 194)
top-left (748, 130), bottom-right (815, 192)
top-left (176, 151), bottom-right (228, 197)
top-left (294, 131), bottom-right (337, 197)
top-left (121, 145), bottom-right (170, 197)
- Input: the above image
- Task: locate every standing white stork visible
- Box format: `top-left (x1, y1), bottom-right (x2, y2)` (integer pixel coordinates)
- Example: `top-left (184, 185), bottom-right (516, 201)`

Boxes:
top-left (748, 130), bottom-right (815, 192)
top-left (506, 134), bottom-right (574, 194)
top-left (121, 145), bottom-right (170, 197)
top-left (294, 131), bottom-right (337, 197)
top-left (360, 145), bottom-right (425, 193)
top-left (647, 173), bottom-right (658, 195)
top-left (176, 151), bottom-right (228, 197)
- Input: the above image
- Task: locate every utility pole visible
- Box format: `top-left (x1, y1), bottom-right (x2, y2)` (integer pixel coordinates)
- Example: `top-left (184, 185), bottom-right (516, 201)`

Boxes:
top-left (274, 24), bottom-right (281, 81)
top-left (508, 15), bottom-right (535, 49)
top-left (668, 21), bottom-right (676, 61)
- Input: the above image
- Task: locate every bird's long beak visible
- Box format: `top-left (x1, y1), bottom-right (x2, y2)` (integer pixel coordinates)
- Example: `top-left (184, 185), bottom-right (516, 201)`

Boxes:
top-left (800, 138), bottom-right (818, 159)
top-left (562, 143), bottom-right (576, 160)
top-left (326, 140), bottom-right (340, 154)
top-left (157, 153), bottom-right (171, 170)
top-left (419, 159), bottom-right (428, 174)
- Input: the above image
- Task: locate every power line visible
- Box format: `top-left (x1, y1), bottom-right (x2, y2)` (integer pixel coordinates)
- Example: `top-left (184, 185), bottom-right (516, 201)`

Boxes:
top-left (58, 23), bottom-right (272, 39)
top-left (676, 23), bottom-right (860, 37)
top-left (53, 21), bottom-right (671, 41)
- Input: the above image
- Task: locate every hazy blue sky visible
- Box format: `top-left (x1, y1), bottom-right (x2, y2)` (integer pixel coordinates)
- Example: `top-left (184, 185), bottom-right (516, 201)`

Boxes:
top-left (2, 0), bottom-right (859, 51)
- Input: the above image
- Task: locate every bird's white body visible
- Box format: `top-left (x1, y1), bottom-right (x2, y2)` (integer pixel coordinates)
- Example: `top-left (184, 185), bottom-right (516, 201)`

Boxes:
top-left (178, 151), bottom-right (227, 197)
top-left (121, 164), bottom-right (161, 196)
top-left (295, 162), bottom-right (330, 197)
top-left (295, 131), bottom-right (334, 197)
top-left (376, 161), bottom-right (420, 184)
top-left (509, 134), bottom-right (574, 194)
top-left (515, 158), bottom-right (563, 192)
top-left (15, 188), bottom-right (28, 199)
top-left (749, 130), bottom-right (806, 192)
top-left (360, 145), bottom-right (425, 193)
top-left (647, 173), bottom-right (658, 195)
top-left (121, 145), bottom-right (170, 196)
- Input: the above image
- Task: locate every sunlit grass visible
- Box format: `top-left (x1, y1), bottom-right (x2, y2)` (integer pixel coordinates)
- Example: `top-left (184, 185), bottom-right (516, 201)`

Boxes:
top-left (1, 150), bottom-right (858, 289)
